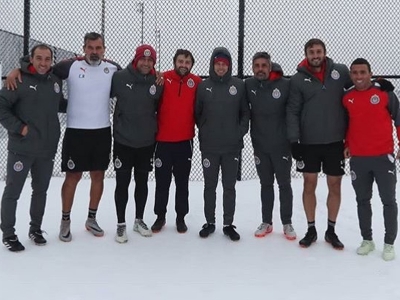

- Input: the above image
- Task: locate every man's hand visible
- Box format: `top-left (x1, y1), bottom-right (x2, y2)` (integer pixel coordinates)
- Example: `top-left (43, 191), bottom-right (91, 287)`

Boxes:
top-left (6, 68), bottom-right (22, 91)
top-left (375, 78), bottom-right (394, 92)
top-left (344, 147), bottom-right (351, 159)
top-left (291, 142), bottom-right (303, 161)
top-left (21, 125), bottom-right (28, 137)
top-left (155, 71), bottom-right (164, 86)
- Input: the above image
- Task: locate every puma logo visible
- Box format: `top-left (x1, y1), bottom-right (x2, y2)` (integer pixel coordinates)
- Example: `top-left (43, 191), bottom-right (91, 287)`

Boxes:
top-left (126, 83), bottom-right (133, 89)
top-left (80, 67), bottom-right (86, 73)
top-left (348, 98), bottom-right (354, 104)
top-left (251, 90), bottom-right (256, 95)
top-left (206, 87), bottom-right (212, 93)
top-left (234, 157), bottom-right (239, 161)
top-left (388, 170), bottom-right (395, 175)
top-left (166, 78), bottom-right (172, 84)
top-left (304, 78), bottom-right (312, 82)
top-left (29, 85), bottom-right (37, 91)
top-left (282, 156), bottom-right (289, 161)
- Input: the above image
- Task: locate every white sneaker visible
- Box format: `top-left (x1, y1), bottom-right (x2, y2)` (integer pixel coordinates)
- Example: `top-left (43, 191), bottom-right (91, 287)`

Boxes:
top-left (133, 219), bottom-right (152, 237)
top-left (254, 223), bottom-right (273, 237)
top-left (283, 224), bottom-right (297, 240)
top-left (382, 243), bottom-right (395, 261)
top-left (356, 240), bottom-right (375, 255)
top-left (115, 223), bottom-right (128, 243)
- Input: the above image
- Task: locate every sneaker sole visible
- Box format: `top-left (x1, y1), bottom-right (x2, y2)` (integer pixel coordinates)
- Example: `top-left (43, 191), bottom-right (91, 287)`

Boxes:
top-left (115, 238), bottom-right (128, 243)
top-left (254, 229), bottom-right (273, 238)
top-left (325, 238), bottom-right (344, 250)
top-left (133, 227), bottom-right (152, 237)
top-left (151, 225), bottom-right (165, 233)
top-left (86, 226), bottom-right (104, 237)
top-left (284, 234), bottom-right (297, 241)
top-left (299, 237), bottom-right (317, 248)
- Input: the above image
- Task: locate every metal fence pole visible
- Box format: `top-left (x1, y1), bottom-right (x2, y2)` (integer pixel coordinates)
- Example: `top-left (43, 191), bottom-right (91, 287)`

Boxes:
top-left (23, 0), bottom-right (31, 56)
top-left (237, 0), bottom-right (245, 181)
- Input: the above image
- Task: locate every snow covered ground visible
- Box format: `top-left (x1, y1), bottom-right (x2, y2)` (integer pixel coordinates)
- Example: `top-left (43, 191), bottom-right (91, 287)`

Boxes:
top-left (0, 176), bottom-right (399, 300)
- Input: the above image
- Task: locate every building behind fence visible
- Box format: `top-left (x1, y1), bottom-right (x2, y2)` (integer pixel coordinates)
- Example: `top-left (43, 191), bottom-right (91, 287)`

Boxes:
top-left (1, 0), bottom-right (400, 180)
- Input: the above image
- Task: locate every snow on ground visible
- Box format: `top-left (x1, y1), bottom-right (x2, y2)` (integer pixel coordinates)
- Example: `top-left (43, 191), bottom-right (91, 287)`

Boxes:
top-left (0, 176), bottom-right (399, 300)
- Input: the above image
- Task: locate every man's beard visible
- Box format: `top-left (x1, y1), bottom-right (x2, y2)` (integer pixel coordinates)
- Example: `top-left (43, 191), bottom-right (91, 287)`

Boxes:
top-left (87, 54), bottom-right (101, 66)
top-left (176, 67), bottom-right (189, 76)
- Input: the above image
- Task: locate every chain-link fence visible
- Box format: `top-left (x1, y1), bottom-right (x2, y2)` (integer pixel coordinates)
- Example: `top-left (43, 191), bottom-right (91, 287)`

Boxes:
top-left (1, 0), bottom-right (400, 181)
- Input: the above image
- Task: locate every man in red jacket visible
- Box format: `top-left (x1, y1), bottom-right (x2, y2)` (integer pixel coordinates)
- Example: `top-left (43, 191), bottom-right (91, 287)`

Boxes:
top-left (151, 49), bottom-right (202, 233)
top-left (343, 58), bottom-right (400, 261)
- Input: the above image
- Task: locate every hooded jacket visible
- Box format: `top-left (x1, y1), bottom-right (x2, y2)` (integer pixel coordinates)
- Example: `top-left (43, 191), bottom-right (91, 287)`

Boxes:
top-left (245, 62), bottom-right (290, 153)
top-left (195, 47), bottom-right (250, 153)
top-left (286, 57), bottom-right (350, 144)
top-left (111, 62), bottom-right (162, 148)
top-left (0, 63), bottom-right (64, 157)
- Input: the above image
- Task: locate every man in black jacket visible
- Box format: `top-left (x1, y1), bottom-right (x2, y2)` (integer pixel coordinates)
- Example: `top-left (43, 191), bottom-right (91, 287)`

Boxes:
top-left (195, 47), bottom-right (250, 241)
top-left (0, 44), bottom-right (66, 252)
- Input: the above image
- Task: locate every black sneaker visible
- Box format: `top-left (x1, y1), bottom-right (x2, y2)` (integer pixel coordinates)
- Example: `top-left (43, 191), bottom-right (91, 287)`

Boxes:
top-left (29, 230), bottom-right (47, 246)
top-left (3, 235), bottom-right (25, 252)
top-left (325, 230), bottom-right (344, 250)
top-left (151, 217), bottom-right (166, 233)
top-left (176, 219), bottom-right (188, 233)
top-left (299, 227), bottom-right (317, 248)
top-left (199, 223), bottom-right (215, 238)
top-left (223, 225), bottom-right (240, 241)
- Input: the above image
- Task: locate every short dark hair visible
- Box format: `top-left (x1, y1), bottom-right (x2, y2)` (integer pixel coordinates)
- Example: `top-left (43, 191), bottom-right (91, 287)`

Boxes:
top-left (350, 58), bottom-right (371, 72)
top-left (84, 32), bottom-right (104, 47)
top-left (252, 52), bottom-right (271, 63)
top-left (173, 49), bottom-right (195, 65)
top-left (30, 44), bottom-right (53, 59)
top-left (304, 38), bottom-right (326, 55)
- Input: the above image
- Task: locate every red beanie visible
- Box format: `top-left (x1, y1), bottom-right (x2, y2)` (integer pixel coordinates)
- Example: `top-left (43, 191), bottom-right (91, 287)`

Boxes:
top-left (214, 53), bottom-right (230, 66)
top-left (133, 44), bottom-right (157, 68)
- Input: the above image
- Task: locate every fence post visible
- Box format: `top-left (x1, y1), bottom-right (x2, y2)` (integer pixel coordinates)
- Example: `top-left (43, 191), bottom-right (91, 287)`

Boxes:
top-left (237, 0), bottom-right (245, 181)
top-left (23, 0), bottom-right (31, 56)
top-left (101, 0), bottom-right (106, 41)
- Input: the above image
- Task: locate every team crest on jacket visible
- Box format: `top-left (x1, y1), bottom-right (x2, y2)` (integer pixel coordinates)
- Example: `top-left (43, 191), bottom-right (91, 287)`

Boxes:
top-left (187, 78), bottom-right (195, 88)
top-left (155, 158), bottom-right (162, 168)
top-left (272, 88), bottom-right (281, 99)
top-left (370, 94), bottom-right (380, 104)
top-left (54, 82), bottom-right (60, 93)
top-left (67, 159), bottom-right (75, 170)
top-left (229, 85), bottom-right (237, 95)
top-left (254, 156), bottom-right (260, 165)
top-left (114, 157), bottom-right (122, 169)
top-left (296, 160), bottom-right (305, 170)
top-left (331, 69), bottom-right (340, 80)
top-left (104, 67), bottom-right (109, 74)
top-left (350, 170), bottom-right (357, 181)
top-left (149, 84), bottom-right (156, 95)
top-left (13, 161), bottom-right (23, 172)
top-left (203, 158), bottom-right (210, 168)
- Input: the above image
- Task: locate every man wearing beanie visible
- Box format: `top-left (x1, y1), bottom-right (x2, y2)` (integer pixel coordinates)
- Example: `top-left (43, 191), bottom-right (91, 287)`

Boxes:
top-left (195, 47), bottom-right (250, 241)
top-left (151, 49), bottom-right (202, 234)
top-left (111, 44), bottom-right (162, 243)
top-left (245, 52), bottom-right (296, 241)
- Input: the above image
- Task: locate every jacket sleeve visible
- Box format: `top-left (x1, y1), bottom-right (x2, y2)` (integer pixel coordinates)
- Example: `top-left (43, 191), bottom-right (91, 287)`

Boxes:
top-left (239, 88), bottom-right (250, 137)
top-left (387, 92), bottom-right (400, 144)
top-left (286, 76), bottom-right (303, 143)
top-left (194, 85), bottom-right (203, 127)
top-left (53, 59), bottom-right (74, 80)
top-left (58, 81), bottom-right (68, 113)
top-left (0, 88), bottom-right (25, 134)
